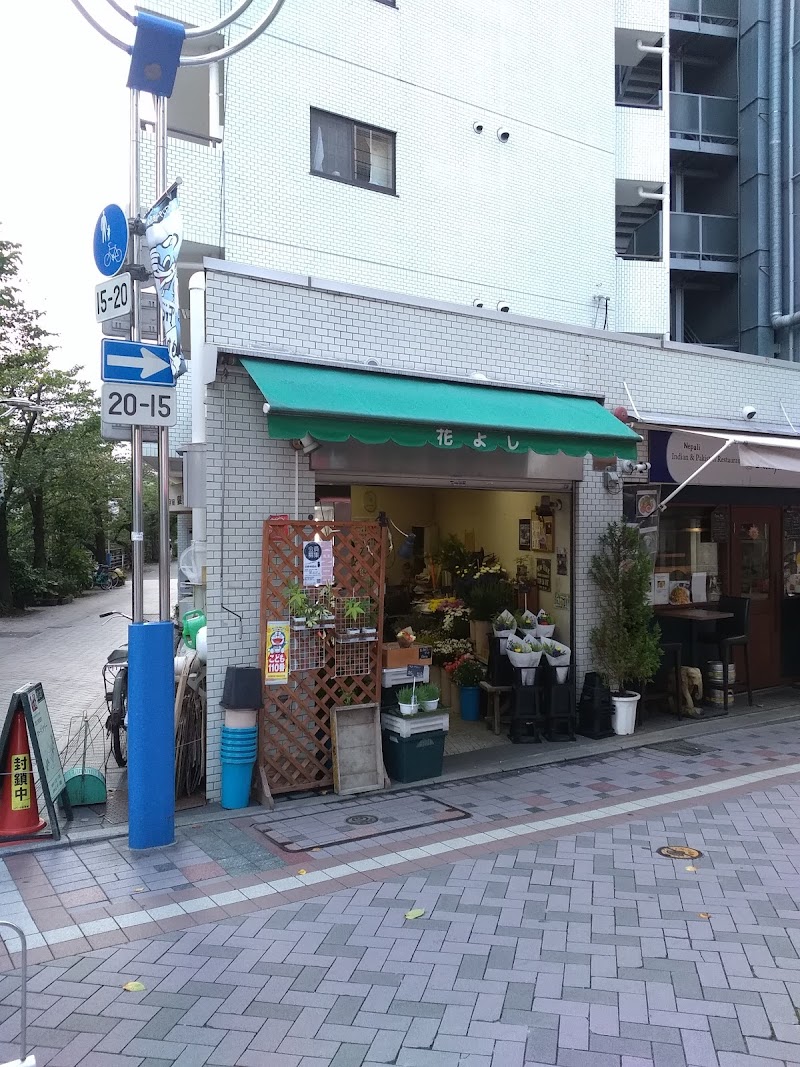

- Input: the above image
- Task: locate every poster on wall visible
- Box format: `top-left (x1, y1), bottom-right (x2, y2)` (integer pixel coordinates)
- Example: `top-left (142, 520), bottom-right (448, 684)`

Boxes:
top-left (556, 548), bottom-right (568, 576)
top-left (623, 484), bottom-right (661, 564)
top-left (302, 540), bottom-right (334, 586)
top-left (264, 621), bottom-right (290, 684)
top-left (531, 513), bottom-right (555, 553)
top-left (536, 558), bottom-right (552, 591)
top-left (518, 519), bottom-right (531, 551)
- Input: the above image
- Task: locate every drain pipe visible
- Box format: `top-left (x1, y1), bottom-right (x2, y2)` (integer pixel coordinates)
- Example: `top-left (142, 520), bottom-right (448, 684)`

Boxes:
top-left (770, 0), bottom-right (800, 342)
top-left (188, 272), bottom-right (208, 596)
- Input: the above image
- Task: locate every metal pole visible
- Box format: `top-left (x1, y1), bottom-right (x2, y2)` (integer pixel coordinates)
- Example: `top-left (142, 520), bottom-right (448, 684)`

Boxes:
top-left (155, 94), bottom-right (171, 622)
top-left (130, 87), bottom-right (144, 624)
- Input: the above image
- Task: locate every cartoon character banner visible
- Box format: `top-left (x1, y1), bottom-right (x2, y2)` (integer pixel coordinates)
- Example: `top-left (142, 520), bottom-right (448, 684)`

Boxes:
top-left (264, 621), bottom-right (290, 684)
top-left (144, 185), bottom-right (185, 378)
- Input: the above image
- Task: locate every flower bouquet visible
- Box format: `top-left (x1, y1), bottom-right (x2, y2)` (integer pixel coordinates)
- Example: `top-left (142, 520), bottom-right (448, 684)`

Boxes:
top-left (506, 636), bottom-right (543, 686)
top-left (492, 609), bottom-right (517, 639)
top-left (536, 609), bottom-right (556, 640)
top-left (396, 626), bottom-right (416, 649)
top-left (543, 640), bottom-right (571, 682)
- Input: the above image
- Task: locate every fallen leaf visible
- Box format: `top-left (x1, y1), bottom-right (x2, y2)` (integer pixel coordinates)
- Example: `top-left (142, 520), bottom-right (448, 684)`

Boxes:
top-left (122, 981), bottom-right (146, 992)
top-left (311, 848), bottom-right (320, 852)
top-left (298, 869), bottom-right (307, 876)
top-left (698, 913), bottom-right (711, 920)
top-left (132, 888), bottom-right (145, 894)
top-left (404, 908), bottom-right (425, 920)
top-left (685, 865), bottom-right (697, 872)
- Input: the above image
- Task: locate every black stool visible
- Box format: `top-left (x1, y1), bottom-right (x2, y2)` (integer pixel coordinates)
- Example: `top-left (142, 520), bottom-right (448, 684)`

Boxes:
top-left (509, 674), bottom-right (543, 743)
top-left (542, 662), bottom-right (576, 741)
top-left (698, 595), bottom-right (753, 710)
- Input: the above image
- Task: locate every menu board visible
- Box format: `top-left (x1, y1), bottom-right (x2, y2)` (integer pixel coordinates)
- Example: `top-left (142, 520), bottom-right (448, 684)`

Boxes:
top-left (711, 507), bottom-right (729, 543)
top-left (785, 508), bottom-right (800, 540)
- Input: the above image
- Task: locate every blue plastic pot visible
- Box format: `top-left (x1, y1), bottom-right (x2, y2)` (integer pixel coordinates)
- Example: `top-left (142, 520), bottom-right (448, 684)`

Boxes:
top-left (221, 759), bottom-right (255, 808)
top-left (221, 726), bottom-right (257, 739)
top-left (459, 686), bottom-right (481, 721)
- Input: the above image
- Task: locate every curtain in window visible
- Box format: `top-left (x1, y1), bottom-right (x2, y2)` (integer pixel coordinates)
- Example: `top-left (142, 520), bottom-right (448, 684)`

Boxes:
top-left (311, 112), bottom-right (352, 181)
top-left (354, 127), bottom-right (392, 188)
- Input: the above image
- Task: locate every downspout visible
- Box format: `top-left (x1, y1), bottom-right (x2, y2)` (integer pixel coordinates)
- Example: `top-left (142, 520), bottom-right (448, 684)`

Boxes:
top-left (770, 0), bottom-right (800, 340)
top-left (188, 272), bottom-right (208, 594)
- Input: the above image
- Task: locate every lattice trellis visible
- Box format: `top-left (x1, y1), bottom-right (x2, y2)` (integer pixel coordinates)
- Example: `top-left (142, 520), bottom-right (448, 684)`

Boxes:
top-left (258, 520), bottom-right (386, 795)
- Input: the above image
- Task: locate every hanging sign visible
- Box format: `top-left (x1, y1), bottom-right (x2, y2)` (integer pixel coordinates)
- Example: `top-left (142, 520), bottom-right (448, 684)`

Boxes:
top-left (0, 684), bottom-right (71, 840)
top-left (302, 540), bottom-right (334, 586)
top-left (264, 622), bottom-right (290, 684)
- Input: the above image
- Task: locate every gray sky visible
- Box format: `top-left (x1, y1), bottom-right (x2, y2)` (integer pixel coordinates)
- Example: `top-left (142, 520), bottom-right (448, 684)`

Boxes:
top-left (1, 1), bottom-right (131, 386)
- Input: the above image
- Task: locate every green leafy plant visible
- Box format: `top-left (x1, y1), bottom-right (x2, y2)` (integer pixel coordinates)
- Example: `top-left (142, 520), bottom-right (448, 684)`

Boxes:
top-left (589, 522), bottom-right (662, 694)
top-left (445, 654), bottom-right (486, 687)
top-left (465, 579), bottom-right (515, 621)
top-left (344, 597), bottom-right (367, 625)
top-left (417, 683), bottom-right (440, 702)
top-left (287, 580), bottom-right (309, 617)
top-left (434, 534), bottom-right (473, 578)
top-left (397, 686), bottom-right (418, 705)
top-left (339, 693), bottom-right (355, 706)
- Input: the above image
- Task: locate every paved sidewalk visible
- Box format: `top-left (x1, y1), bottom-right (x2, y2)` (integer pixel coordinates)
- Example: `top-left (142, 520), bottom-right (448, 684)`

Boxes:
top-left (0, 565), bottom-right (177, 749)
top-left (3, 769), bottom-right (800, 1064)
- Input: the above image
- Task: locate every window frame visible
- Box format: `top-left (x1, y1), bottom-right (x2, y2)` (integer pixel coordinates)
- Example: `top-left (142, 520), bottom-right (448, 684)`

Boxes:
top-left (310, 108), bottom-right (397, 196)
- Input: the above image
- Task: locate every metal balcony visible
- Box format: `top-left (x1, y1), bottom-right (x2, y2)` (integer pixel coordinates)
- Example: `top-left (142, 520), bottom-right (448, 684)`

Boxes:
top-left (670, 92), bottom-right (737, 154)
top-left (618, 213), bottom-right (662, 260)
top-left (669, 0), bottom-right (737, 30)
top-left (670, 212), bottom-right (738, 272)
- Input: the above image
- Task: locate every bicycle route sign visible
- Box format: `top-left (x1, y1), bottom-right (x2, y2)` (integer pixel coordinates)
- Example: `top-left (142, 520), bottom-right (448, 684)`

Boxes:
top-left (93, 203), bottom-right (129, 278)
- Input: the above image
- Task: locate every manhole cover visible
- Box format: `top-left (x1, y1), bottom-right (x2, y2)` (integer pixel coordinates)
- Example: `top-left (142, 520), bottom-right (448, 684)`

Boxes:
top-left (656, 845), bottom-right (703, 860)
top-left (645, 740), bottom-right (709, 757)
top-left (345, 814), bottom-right (379, 825)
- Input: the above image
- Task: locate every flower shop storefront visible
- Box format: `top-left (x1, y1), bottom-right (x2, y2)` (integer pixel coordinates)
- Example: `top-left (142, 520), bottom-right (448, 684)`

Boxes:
top-left (244, 357), bottom-right (640, 773)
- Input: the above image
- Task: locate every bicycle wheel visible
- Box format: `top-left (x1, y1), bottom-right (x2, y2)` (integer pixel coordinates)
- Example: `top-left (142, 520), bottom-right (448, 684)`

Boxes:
top-left (109, 669), bottom-right (128, 767)
top-left (109, 573), bottom-right (121, 589)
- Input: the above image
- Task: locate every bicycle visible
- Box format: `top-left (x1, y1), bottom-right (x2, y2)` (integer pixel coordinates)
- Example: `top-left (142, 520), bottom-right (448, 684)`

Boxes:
top-left (103, 243), bottom-right (123, 268)
top-left (92, 565), bottom-right (119, 591)
top-left (100, 612), bottom-right (183, 769)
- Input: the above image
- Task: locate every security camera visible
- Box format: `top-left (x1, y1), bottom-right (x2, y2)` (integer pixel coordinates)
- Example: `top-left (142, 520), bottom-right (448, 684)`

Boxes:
top-left (262, 401), bottom-right (271, 414)
top-left (619, 459), bottom-right (635, 475)
top-left (473, 299), bottom-right (484, 308)
top-left (742, 405), bottom-right (757, 420)
top-left (473, 121), bottom-right (484, 134)
top-left (497, 128), bottom-right (510, 143)
top-left (635, 461), bottom-right (652, 474)
top-left (497, 301), bottom-right (511, 313)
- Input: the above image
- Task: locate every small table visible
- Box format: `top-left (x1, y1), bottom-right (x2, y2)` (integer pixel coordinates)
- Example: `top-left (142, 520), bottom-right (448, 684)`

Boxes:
top-left (653, 607), bottom-right (735, 701)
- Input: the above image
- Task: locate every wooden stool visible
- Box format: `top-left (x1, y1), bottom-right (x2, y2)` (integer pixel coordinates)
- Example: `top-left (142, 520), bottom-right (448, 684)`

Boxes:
top-left (479, 680), bottom-right (511, 735)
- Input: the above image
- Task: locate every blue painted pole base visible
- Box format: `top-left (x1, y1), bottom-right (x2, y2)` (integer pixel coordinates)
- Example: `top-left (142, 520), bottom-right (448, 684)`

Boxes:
top-left (128, 621), bottom-right (175, 849)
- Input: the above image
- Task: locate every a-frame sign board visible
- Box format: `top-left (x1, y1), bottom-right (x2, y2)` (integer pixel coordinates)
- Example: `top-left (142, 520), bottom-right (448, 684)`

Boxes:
top-left (0, 684), bottom-right (72, 841)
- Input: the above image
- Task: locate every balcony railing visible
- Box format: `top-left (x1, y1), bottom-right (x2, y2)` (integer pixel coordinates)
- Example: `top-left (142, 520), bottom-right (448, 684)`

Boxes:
top-left (671, 212), bottom-right (738, 262)
top-left (619, 213), bottom-right (662, 260)
top-left (670, 92), bottom-right (737, 145)
top-left (670, 0), bottom-right (737, 27)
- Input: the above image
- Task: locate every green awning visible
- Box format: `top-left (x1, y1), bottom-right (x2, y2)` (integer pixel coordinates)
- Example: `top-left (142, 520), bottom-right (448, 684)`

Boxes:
top-left (241, 358), bottom-right (640, 460)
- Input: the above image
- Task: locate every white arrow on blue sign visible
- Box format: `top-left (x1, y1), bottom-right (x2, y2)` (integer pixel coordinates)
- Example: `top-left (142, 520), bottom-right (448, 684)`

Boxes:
top-left (101, 339), bottom-right (174, 386)
top-left (93, 204), bottom-right (130, 279)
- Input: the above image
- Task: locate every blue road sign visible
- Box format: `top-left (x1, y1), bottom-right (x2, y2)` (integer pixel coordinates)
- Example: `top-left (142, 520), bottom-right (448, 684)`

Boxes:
top-left (101, 339), bottom-right (174, 386)
top-left (93, 204), bottom-right (129, 278)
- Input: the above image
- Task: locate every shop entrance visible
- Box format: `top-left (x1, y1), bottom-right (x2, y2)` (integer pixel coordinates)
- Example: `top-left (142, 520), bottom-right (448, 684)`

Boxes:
top-left (730, 506), bottom-right (781, 689)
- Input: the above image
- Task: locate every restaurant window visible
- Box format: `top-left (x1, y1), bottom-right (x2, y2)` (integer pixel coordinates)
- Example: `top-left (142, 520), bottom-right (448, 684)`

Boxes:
top-left (654, 507), bottom-right (727, 606)
top-left (310, 109), bottom-right (396, 193)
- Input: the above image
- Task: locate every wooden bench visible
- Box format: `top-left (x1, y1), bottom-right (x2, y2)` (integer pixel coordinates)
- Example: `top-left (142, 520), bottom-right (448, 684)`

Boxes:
top-left (479, 680), bottom-right (512, 736)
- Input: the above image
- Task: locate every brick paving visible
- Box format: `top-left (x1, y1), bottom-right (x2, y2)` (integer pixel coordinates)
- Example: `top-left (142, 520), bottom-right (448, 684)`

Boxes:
top-left (4, 769), bottom-right (800, 1064)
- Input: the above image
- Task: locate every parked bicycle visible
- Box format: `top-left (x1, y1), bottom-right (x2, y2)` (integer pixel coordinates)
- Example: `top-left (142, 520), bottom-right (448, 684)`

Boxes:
top-left (91, 563), bottom-right (125, 591)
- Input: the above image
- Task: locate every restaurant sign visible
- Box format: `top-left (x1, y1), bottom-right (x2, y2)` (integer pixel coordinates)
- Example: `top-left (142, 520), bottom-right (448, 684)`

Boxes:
top-left (649, 430), bottom-right (800, 489)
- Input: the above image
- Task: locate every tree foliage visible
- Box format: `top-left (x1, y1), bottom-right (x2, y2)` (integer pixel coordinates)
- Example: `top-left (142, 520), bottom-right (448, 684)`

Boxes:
top-left (589, 522), bottom-right (662, 694)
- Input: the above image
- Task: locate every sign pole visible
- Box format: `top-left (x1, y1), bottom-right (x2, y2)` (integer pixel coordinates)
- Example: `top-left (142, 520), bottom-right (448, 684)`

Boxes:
top-left (129, 86), bottom-right (145, 625)
top-left (155, 94), bottom-right (171, 623)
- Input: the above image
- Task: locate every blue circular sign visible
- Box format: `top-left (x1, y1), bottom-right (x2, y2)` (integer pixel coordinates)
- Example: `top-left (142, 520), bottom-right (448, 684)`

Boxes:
top-left (93, 204), bottom-right (129, 278)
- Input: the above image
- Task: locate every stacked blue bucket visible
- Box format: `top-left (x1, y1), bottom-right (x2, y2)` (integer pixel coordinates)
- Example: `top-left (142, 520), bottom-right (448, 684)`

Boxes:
top-left (220, 666), bottom-right (263, 810)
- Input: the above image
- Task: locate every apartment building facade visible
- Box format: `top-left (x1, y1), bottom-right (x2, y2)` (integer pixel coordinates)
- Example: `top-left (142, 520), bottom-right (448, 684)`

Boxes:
top-left (115, 0), bottom-right (800, 799)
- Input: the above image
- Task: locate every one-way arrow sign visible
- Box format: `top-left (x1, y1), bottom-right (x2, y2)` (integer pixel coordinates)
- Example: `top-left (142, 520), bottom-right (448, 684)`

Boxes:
top-left (101, 339), bottom-right (174, 386)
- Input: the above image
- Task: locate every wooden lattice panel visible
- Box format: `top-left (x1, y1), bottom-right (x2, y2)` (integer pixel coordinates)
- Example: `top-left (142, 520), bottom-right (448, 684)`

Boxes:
top-left (258, 520), bottom-right (386, 795)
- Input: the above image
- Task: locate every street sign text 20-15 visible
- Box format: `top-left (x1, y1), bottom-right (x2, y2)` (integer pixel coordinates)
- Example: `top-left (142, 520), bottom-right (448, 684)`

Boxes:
top-left (101, 383), bottom-right (177, 427)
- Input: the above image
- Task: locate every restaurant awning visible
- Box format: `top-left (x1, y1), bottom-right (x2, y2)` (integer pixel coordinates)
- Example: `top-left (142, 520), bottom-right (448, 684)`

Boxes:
top-left (241, 359), bottom-right (640, 460)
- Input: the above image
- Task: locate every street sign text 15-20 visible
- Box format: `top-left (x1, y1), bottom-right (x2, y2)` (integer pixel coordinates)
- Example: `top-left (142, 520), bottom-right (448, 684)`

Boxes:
top-left (95, 273), bottom-right (132, 323)
top-left (101, 383), bottom-right (177, 427)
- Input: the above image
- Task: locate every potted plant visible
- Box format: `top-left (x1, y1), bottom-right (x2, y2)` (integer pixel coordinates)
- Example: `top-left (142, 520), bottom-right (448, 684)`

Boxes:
top-left (536, 610), bottom-right (556, 640)
top-left (542, 640), bottom-right (571, 683)
top-left (590, 522), bottom-right (662, 735)
top-left (318, 584), bottom-right (336, 629)
top-left (506, 636), bottom-right (543, 685)
top-left (445, 654), bottom-right (486, 721)
top-left (361, 599), bottom-right (377, 637)
top-left (396, 685), bottom-right (418, 716)
top-left (287, 580), bottom-right (309, 629)
top-left (465, 579), bottom-right (515, 658)
top-left (417, 682), bottom-right (440, 711)
top-left (344, 596), bottom-right (366, 637)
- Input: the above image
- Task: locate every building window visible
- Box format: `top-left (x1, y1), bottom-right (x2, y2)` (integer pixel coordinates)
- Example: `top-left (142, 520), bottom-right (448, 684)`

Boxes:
top-left (310, 109), bottom-right (396, 193)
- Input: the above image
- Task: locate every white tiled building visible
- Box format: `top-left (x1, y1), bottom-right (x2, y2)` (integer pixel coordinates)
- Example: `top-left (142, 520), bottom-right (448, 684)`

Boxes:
top-left (133, 0), bottom-right (800, 800)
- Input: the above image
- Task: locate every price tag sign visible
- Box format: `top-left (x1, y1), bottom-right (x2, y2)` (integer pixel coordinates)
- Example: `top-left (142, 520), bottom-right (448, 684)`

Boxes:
top-left (407, 664), bottom-right (425, 679)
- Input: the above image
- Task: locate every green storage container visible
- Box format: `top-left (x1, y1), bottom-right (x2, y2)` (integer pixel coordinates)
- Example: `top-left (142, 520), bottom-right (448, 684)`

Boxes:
top-left (382, 729), bottom-right (445, 783)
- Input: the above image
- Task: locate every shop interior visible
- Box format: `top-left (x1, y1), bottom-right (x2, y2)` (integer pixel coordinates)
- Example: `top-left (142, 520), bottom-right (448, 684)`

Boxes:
top-left (316, 483), bottom-right (573, 756)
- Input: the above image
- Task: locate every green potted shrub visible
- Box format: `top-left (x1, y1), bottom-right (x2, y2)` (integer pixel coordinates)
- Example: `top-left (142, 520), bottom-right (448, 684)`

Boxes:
top-left (396, 685), bottom-right (418, 716)
top-left (589, 522), bottom-right (662, 734)
top-left (286, 580), bottom-right (310, 629)
top-left (344, 596), bottom-right (366, 637)
top-left (417, 682), bottom-right (440, 711)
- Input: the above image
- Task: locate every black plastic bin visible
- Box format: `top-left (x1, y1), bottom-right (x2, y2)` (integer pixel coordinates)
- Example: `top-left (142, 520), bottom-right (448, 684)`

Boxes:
top-left (221, 667), bottom-right (263, 710)
top-left (382, 730), bottom-right (446, 783)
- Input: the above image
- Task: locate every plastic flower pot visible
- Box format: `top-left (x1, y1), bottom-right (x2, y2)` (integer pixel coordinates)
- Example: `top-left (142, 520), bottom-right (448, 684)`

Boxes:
top-left (423, 698), bottom-right (440, 711)
top-left (459, 686), bottom-right (481, 721)
top-left (611, 692), bottom-right (639, 735)
top-left (398, 701), bottom-right (418, 717)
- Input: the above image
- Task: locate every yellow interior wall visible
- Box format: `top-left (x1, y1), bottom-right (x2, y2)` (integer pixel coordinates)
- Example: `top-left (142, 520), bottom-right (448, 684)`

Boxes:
top-left (352, 484), bottom-right (572, 646)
